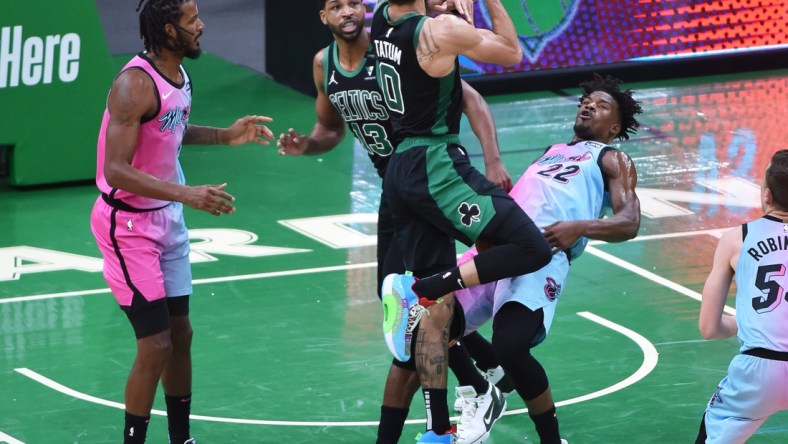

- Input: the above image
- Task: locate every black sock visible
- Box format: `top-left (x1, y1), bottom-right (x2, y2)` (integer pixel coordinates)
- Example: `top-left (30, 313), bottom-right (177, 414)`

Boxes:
top-left (123, 412), bottom-right (149, 444)
top-left (165, 393), bottom-right (192, 444)
top-left (423, 388), bottom-right (450, 434)
top-left (461, 331), bottom-right (498, 372)
top-left (413, 267), bottom-right (465, 299)
top-left (377, 405), bottom-right (409, 444)
top-left (529, 406), bottom-right (561, 444)
top-left (448, 343), bottom-right (487, 394)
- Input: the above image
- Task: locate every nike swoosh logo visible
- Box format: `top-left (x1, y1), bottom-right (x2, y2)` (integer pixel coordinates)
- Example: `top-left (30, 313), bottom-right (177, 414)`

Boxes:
top-left (483, 404), bottom-right (495, 426)
top-left (162, 90), bottom-right (173, 100)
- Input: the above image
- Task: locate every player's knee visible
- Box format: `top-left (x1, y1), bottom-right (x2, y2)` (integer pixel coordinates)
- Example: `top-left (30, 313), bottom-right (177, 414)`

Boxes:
top-left (137, 331), bottom-right (174, 368)
top-left (170, 323), bottom-right (193, 352)
top-left (423, 301), bottom-right (453, 330)
top-left (492, 327), bottom-right (531, 364)
top-left (518, 235), bottom-right (551, 271)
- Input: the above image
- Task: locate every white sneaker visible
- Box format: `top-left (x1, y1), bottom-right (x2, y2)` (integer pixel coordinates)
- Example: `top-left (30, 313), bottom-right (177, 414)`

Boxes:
top-left (454, 383), bottom-right (506, 444)
top-left (453, 366), bottom-right (515, 412)
top-left (484, 366), bottom-right (515, 397)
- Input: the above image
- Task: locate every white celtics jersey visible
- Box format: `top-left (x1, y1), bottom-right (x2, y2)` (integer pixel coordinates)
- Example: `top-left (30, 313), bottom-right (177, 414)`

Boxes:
top-left (734, 215), bottom-right (788, 353)
top-left (510, 140), bottom-right (614, 260)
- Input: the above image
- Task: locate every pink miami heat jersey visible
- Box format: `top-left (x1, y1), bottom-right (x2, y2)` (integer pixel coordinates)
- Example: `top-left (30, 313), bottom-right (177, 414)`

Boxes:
top-left (95, 52), bottom-right (191, 209)
top-left (512, 140), bottom-right (613, 260)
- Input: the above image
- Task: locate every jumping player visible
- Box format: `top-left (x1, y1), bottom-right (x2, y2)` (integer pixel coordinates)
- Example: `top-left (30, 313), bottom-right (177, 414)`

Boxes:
top-left (278, 2), bottom-right (514, 442)
top-left (371, 0), bottom-right (552, 440)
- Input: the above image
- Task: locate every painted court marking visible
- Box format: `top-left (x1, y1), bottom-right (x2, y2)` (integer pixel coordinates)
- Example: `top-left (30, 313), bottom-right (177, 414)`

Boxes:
top-left (1, 227), bottom-right (729, 311)
top-left (585, 244), bottom-right (736, 316)
top-left (505, 310), bottom-right (658, 416)
top-left (0, 431), bottom-right (25, 444)
top-left (5, 228), bottom-right (718, 428)
top-left (14, 310), bottom-right (656, 427)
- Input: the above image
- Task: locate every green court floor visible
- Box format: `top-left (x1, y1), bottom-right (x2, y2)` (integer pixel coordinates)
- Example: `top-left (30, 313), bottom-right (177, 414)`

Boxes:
top-left (1, 55), bottom-right (787, 443)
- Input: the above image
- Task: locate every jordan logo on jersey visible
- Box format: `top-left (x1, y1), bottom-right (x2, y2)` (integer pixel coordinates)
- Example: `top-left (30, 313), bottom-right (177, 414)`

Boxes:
top-left (328, 71), bottom-right (338, 86)
top-left (458, 202), bottom-right (481, 227)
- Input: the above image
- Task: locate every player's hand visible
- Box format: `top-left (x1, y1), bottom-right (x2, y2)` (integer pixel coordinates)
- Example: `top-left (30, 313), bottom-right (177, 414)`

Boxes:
top-left (485, 162), bottom-right (512, 192)
top-left (224, 115), bottom-right (275, 146)
top-left (183, 183), bottom-right (235, 216)
top-left (431, 0), bottom-right (475, 25)
top-left (276, 128), bottom-right (310, 155)
top-left (542, 221), bottom-right (583, 254)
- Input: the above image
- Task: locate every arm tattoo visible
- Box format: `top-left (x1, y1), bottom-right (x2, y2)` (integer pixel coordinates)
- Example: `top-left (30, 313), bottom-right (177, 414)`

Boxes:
top-left (417, 22), bottom-right (441, 62)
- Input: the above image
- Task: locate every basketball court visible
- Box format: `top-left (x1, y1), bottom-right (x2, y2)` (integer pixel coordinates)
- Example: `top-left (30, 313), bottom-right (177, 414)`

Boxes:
top-left (1, 53), bottom-right (787, 442)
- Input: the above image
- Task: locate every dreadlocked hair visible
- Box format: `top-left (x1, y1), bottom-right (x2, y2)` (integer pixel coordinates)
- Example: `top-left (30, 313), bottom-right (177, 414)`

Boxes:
top-left (136, 0), bottom-right (189, 54)
top-left (579, 73), bottom-right (643, 141)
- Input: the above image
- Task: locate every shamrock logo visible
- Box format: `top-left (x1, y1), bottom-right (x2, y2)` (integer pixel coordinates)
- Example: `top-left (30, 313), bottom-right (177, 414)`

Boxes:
top-left (458, 202), bottom-right (481, 227)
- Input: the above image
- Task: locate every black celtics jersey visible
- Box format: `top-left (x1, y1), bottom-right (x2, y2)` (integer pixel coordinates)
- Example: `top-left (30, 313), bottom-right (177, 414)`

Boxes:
top-left (323, 41), bottom-right (393, 178)
top-left (370, 1), bottom-right (463, 145)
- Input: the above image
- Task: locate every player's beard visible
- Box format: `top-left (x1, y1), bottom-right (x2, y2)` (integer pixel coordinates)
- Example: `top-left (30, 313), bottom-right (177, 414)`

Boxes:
top-left (329, 19), bottom-right (363, 42)
top-left (176, 32), bottom-right (202, 59)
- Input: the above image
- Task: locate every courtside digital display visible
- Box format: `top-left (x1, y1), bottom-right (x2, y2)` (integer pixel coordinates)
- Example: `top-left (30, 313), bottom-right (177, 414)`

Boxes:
top-left (364, 0), bottom-right (787, 76)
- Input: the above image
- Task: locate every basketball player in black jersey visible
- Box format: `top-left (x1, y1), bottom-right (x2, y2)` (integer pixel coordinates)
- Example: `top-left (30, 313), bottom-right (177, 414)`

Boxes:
top-left (370, 0), bottom-right (553, 441)
top-left (277, 1), bottom-right (514, 443)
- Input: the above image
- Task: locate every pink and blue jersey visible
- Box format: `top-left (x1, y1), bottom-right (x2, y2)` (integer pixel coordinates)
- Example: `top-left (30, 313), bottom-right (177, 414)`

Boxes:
top-left (90, 52), bottom-right (193, 309)
top-left (512, 140), bottom-right (612, 260)
top-left (96, 52), bottom-right (191, 209)
top-left (457, 140), bottom-right (614, 339)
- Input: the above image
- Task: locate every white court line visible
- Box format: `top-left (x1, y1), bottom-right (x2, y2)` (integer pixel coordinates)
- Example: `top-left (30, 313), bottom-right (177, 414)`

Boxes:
top-left (2, 226), bottom-right (730, 306)
top-left (0, 261), bottom-right (377, 305)
top-left (585, 245), bottom-right (736, 315)
top-left (503, 311), bottom-right (659, 415)
top-left (0, 431), bottom-right (25, 444)
top-left (14, 311), bottom-right (656, 426)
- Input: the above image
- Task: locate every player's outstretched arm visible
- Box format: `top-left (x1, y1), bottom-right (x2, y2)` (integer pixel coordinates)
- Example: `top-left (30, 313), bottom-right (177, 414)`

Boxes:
top-left (417, 5), bottom-right (520, 79)
top-left (103, 69), bottom-right (237, 215)
top-left (437, 0), bottom-right (520, 66)
top-left (183, 115), bottom-right (274, 147)
top-left (461, 80), bottom-right (511, 191)
top-left (278, 49), bottom-right (346, 156)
